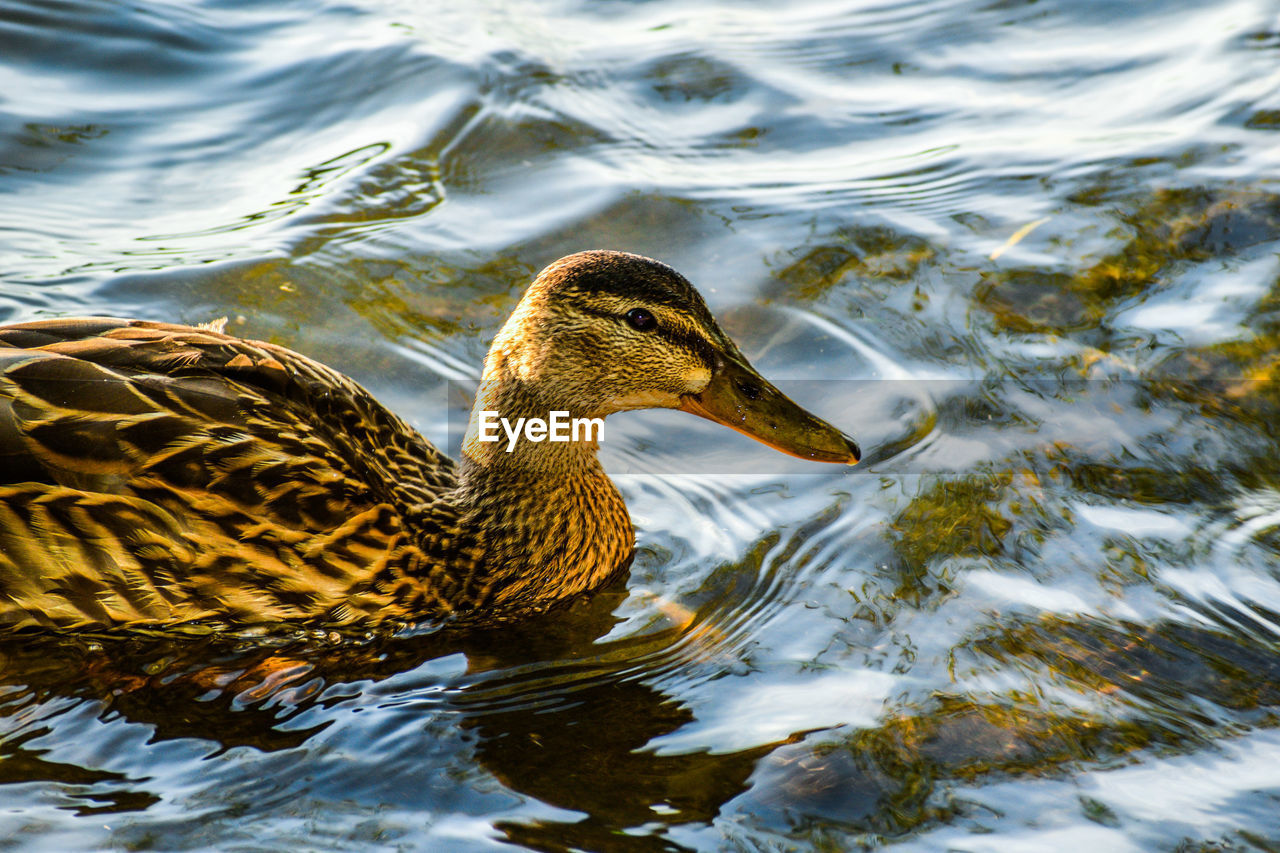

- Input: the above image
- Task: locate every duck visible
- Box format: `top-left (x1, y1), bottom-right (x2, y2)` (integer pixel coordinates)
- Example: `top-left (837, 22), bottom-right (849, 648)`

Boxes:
top-left (0, 251), bottom-right (860, 632)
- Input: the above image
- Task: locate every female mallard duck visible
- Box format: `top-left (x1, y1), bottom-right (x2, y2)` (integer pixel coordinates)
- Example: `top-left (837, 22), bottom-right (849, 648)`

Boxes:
top-left (0, 251), bottom-right (859, 631)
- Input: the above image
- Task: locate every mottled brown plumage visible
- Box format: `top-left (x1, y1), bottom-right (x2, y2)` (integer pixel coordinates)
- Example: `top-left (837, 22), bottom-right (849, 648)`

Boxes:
top-left (0, 251), bottom-right (859, 632)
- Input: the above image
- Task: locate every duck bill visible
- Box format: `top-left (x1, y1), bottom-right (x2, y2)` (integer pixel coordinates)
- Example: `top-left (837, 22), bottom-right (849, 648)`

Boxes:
top-left (678, 356), bottom-right (861, 465)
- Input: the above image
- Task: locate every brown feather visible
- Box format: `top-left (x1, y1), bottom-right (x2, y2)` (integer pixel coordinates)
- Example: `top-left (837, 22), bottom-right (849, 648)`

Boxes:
top-left (0, 251), bottom-right (858, 632)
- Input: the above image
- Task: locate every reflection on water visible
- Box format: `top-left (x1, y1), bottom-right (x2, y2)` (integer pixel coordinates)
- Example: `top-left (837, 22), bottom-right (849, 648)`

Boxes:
top-left (0, 582), bottom-right (780, 850)
top-left (4, 0), bottom-right (1280, 849)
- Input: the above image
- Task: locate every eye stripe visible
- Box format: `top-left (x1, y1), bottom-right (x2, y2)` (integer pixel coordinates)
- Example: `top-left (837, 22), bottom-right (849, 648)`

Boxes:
top-left (573, 304), bottom-right (718, 369)
top-left (652, 325), bottom-right (717, 369)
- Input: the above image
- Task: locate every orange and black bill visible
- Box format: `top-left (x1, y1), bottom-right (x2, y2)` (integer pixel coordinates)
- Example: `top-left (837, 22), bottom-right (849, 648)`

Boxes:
top-left (678, 353), bottom-right (860, 464)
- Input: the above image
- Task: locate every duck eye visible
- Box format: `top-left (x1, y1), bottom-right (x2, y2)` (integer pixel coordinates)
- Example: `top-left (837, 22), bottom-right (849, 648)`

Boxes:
top-left (625, 307), bottom-right (657, 331)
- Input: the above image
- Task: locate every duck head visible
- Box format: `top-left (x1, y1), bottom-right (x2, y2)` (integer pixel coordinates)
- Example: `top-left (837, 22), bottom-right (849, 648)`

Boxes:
top-left (466, 250), bottom-right (860, 465)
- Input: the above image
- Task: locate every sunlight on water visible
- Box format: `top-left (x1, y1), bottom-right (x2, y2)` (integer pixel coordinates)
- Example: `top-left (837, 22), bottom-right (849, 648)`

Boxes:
top-left (3, 0), bottom-right (1280, 849)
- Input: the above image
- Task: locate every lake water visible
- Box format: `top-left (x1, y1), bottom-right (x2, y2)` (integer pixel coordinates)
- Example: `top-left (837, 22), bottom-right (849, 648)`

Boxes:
top-left (3, 0), bottom-right (1280, 850)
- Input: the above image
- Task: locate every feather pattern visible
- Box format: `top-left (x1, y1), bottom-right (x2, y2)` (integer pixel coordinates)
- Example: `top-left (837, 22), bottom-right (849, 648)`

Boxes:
top-left (0, 251), bottom-right (858, 632)
top-left (0, 318), bottom-right (478, 629)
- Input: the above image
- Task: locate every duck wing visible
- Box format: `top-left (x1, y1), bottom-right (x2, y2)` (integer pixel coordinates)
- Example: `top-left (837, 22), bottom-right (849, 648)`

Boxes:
top-left (0, 318), bottom-right (458, 629)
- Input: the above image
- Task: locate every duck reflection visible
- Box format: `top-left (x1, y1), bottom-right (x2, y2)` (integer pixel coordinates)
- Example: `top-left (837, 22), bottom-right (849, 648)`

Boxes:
top-left (4, 590), bottom-right (1277, 848)
top-left (0, 576), bottom-right (773, 847)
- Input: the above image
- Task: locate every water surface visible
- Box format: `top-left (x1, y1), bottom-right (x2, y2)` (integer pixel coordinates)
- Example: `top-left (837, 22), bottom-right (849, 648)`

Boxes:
top-left (2, 0), bottom-right (1280, 850)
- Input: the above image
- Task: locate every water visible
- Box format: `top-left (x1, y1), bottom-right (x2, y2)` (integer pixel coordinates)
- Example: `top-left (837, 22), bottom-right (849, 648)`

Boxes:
top-left (2, 0), bottom-right (1280, 849)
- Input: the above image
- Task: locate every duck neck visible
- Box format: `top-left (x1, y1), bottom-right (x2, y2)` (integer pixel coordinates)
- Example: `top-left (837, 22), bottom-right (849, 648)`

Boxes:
top-left (452, 377), bottom-right (633, 610)
top-left (461, 375), bottom-right (604, 476)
